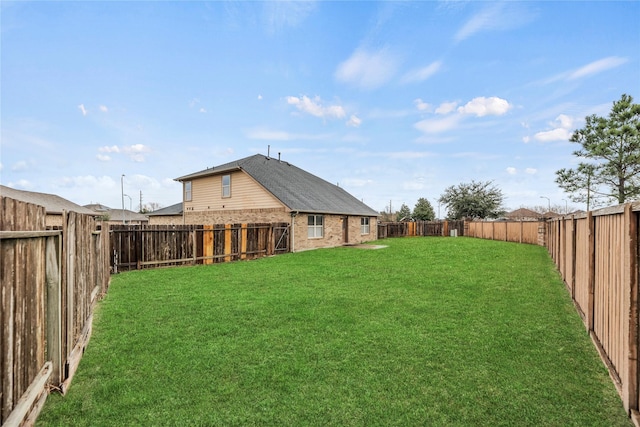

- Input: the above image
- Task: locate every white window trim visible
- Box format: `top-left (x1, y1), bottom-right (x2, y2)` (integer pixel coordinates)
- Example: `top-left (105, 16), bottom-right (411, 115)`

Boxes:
top-left (222, 174), bottom-right (231, 198)
top-left (184, 181), bottom-right (192, 202)
top-left (361, 217), bottom-right (370, 235)
top-left (308, 214), bottom-right (324, 239)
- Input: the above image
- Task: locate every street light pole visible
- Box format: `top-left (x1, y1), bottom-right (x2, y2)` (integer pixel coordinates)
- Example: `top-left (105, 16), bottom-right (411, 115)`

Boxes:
top-left (124, 194), bottom-right (132, 225)
top-left (121, 174), bottom-right (125, 224)
top-left (562, 199), bottom-right (568, 214)
top-left (540, 196), bottom-right (550, 213)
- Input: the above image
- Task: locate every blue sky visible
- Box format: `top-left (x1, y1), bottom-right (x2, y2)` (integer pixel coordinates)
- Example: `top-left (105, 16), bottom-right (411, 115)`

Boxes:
top-left (2, 1), bottom-right (639, 215)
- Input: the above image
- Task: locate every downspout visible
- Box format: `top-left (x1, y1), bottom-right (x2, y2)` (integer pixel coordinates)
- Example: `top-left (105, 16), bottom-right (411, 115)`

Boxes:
top-left (290, 211), bottom-right (298, 253)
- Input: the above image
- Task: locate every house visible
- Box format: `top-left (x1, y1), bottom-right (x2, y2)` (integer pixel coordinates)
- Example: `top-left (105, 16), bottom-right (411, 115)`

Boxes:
top-left (174, 154), bottom-right (379, 251)
top-left (0, 185), bottom-right (97, 227)
top-left (505, 208), bottom-right (543, 221)
top-left (147, 202), bottom-right (183, 225)
top-left (84, 203), bottom-right (150, 226)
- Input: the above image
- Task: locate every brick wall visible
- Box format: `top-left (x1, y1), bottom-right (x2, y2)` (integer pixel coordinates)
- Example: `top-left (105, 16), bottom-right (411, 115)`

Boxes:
top-left (292, 213), bottom-right (378, 251)
top-left (183, 207), bottom-right (290, 225)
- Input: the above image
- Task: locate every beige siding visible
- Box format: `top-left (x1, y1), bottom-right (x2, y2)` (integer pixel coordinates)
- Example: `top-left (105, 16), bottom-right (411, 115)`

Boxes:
top-left (184, 171), bottom-right (284, 212)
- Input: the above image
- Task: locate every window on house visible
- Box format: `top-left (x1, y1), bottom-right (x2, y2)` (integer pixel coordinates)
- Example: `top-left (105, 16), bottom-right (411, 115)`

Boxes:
top-left (222, 174), bottom-right (231, 198)
top-left (361, 217), bottom-right (370, 234)
top-left (184, 181), bottom-right (192, 202)
top-left (308, 215), bottom-right (324, 238)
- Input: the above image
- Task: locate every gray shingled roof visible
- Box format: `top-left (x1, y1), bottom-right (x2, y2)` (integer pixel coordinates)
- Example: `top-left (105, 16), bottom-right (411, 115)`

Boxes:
top-left (176, 154), bottom-right (379, 217)
top-left (147, 202), bottom-right (183, 216)
top-left (1, 185), bottom-right (97, 216)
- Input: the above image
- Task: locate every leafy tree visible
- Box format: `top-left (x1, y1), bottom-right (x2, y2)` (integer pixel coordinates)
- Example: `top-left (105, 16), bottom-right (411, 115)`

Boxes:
top-left (438, 180), bottom-right (505, 220)
top-left (556, 94), bottom-right (640, 209)
top-left (413, 197), bottom-right (435, 221)
top-left (396, 203), bottom-right (412, 221)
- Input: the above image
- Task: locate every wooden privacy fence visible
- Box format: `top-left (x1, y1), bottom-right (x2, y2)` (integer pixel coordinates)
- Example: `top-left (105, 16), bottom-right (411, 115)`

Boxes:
top-left (466, 220), bottom-right (545, 245)
top-left (1, 197), bottom-right (110, 426)
top-left (546, 203), bottom-right (640, 421)
top-left (377, 220), bottom-right (465, 239)
top-left (110, 223), bottom-right (290, 271)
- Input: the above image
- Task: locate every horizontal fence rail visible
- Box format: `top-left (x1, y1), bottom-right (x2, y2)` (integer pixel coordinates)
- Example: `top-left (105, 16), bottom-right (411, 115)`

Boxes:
top-left (110, 223), bottom-right (290, 272)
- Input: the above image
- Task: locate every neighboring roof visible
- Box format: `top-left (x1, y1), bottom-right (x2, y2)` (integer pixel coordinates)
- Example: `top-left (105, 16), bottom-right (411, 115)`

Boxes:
top-left (1, 185), bottom-right (96, 216)
top-left (506, 208), bottom-right (542, 219)
top-left (84, 203), bottom-right (149, 222)
top-left (147, 202), bottom-right (183, 216)
top-left (175, 154), bottom-right (379, 216)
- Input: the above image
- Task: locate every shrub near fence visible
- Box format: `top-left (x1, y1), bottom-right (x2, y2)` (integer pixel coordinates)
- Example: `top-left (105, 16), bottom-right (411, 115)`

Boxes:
top-left (110, 223), bottom-right (290, 271)
top-left (0, 197), bottom-right (110, 426)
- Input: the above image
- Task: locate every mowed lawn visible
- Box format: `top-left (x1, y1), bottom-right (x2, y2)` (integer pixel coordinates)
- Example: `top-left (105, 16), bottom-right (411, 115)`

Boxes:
top-left (38, 237), bottom-right (631, 426)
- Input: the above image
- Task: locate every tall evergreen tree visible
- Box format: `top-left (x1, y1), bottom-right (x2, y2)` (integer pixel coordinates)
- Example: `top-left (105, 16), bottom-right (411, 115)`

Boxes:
top-left (556, 94), bottom-right (640, 208)
top-left (413, 197), bottom-right (435, 221)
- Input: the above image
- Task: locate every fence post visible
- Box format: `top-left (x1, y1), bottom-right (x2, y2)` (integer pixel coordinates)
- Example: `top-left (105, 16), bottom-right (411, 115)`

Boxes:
top-left (224, 224), bottom-right (232, 262)
top-left (241, 224), bottom-right (248, 260)
top-left (587, 211), bottom-right (596, 332)
top-left (623, 204), bottom-right (639, 414)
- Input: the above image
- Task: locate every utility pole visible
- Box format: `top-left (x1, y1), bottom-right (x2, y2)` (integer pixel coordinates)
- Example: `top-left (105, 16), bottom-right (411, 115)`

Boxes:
top-left (121, 174), bottom-right (125, 224)
top-left (139, 191), bottom-right (143, 213)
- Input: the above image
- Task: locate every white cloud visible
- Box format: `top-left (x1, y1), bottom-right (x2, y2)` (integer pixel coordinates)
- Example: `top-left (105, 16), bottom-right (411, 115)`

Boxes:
top-left (257, 95), bottom-right (263, 100)
top-left (99, 145), bottom-right (120, 153)
top-left (123, 144), bottom-right (151, 162)
top-left (99, 105), bottom-right (108, 113)
top-left (11, 160), bottom-right (28, 172)
top-left (533, 114), bottom-right (574, 142)
top-left (414, 99), bottom-right (432, 112)
top-left (568, 56), bottom-right (628, 80)
top-left (286, 95), bottom-right (346, 119)
top-left (78, 104), bottom-right (87, 116)
top-left (199, 108), bottom-right (207, 113)
top-left (97, 144), bottom-right (150, 161)
top-left (534, 127), bottom-right (571, 142)
top-left (522, 136), bottom-right (531, 143)
top-left (454, 3), bottom-right (535, 42)
top-left (457, 96), bottom-right (511, 117)
top-left (401, 61), bottom-right (442, 84)
top-left (506, 167), bottom-right (517, 175)
top-left (346, 115), bottom-right (362, 128)
top-left (335, 47), bottom-right (398, 90)
top-left (7, 179), bottom-right (33, 189)
top-left (342, 178), bottom-right (373, 187)
top-left (96, 154), bottom-right (111, 162)
top-left (263, 1), bottom-right (316, 33)
top-left (435, 101), bottom-right (458, 115)
top-left (525, 168), bottom-right (537, 174)
top-left (414, 115), bottom-right (461, 134)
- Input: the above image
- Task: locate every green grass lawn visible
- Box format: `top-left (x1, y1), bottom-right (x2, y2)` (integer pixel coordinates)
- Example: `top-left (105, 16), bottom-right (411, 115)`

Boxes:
top-left (37, 237), bottom-right (631, 426)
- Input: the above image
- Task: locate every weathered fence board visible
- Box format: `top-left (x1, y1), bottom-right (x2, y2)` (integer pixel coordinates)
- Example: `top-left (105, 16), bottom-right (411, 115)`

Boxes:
top-left (1, 197), bottom-right (110, 425)
top-left (377, 220), bottom-right (464, 239)
top-left (110, 223), bottom-right (289, 271)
